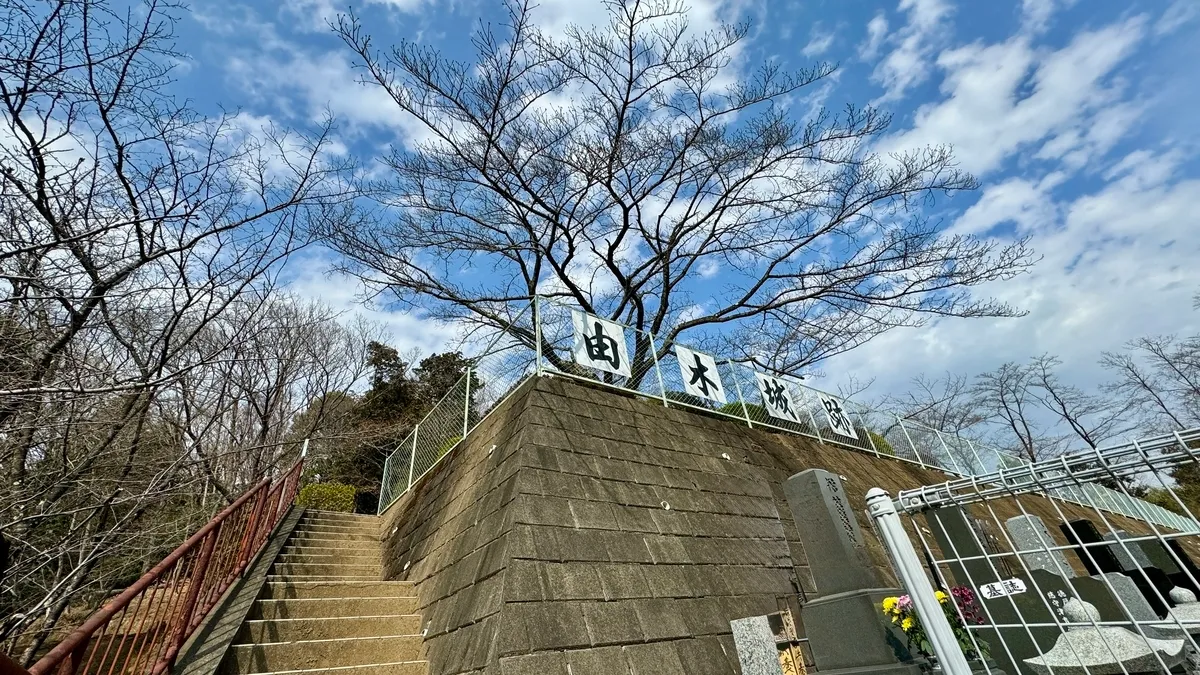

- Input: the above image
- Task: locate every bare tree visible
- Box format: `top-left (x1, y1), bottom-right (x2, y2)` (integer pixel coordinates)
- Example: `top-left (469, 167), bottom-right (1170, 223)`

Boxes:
top-left (1028, 354), bottom-right (1134, 449)
top-left (1102, 335), bottom-right (1200, 433)
top-left (326, 0), bottom-right (1035, 378)
top-left (0, 0), bottom-right (360, 657)
top-left (970, 362), bottom-right (1068, 462)
top-left (883, 372), bottom-right (989, 435)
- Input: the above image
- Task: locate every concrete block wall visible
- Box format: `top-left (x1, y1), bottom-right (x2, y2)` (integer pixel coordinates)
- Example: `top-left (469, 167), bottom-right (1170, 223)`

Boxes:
top-left (380, 375), bottom-right (1165, 675)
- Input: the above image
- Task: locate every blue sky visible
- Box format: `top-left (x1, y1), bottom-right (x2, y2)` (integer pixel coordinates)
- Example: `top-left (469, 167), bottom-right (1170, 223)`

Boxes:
top-left (173, 0), bottom-right (1200, 397)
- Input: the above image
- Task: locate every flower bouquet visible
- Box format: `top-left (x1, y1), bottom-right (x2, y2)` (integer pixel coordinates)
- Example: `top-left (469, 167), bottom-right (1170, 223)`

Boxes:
top-left (880, 586), bottom-right (990, 663)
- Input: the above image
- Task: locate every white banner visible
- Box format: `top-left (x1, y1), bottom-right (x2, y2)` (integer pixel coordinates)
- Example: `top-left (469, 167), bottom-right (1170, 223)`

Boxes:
top-left (817, 392), bottom-right (859, 439)
top-left (754, 372), bottom-right (801, 423)
top-left (571, 310), bottom-right (631, 378)
top-left (674, 346), bottom-right (727, 404)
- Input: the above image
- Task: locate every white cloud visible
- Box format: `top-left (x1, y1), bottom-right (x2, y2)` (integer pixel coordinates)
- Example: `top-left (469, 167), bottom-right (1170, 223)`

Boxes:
top-left (880, 15), bottom-right (1147, 176)
top-left (820, 150), bottom-right (1200, 397)
top-left (859, 11), bottom-right (889, 60)
top-left (1020, 0), bottom-right (1076, 35)
top-left (802, 25), bottom-right (836, 57)
top-left (869, 0), bottom-right (954, 103)
top-left (1156, 0), bottom-right (1200, 36)
top-left (285, 250), bottom-right (459, 356)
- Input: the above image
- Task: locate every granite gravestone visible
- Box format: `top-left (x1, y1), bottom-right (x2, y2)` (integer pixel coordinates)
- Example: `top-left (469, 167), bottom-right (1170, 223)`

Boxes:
top-left (926, 508), bottom-right (1135, 675)
top-left (1103, 529), bottom-right (1153, 570)
top-left (731, 616), bottom-right (786, 675)
top-left (783, 470), bottom-right (922, 675)
top-left (1062, 519), bottom-right (1176, 617)
top-left (1096, 572), bottom-right (1162, 634)
top-left (1005, 515), bottom-right (1075, 578)
top-left (1168, 540), bottom-right (1200, 584)
top-left (1140, 538), bottom-right (1200, 595)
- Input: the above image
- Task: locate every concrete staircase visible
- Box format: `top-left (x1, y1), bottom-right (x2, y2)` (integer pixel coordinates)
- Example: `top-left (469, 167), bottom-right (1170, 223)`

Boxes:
top-left (224, 511), bottom-right (427, 675)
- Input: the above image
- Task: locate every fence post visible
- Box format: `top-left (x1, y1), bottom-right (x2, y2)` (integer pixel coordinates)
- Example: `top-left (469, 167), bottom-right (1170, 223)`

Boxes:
top-left (895, 416), bottom-right (929, 470)
top-left (728, 360), bottom-right (753, 429)
top-left (407, 425), bottom-right (418, 493)
top-left (167, 525), bottom-right (221, 666)
top-left (648, 333), bottom-right (668, 407)
top-left (462, 369), bottom-right (472, 438)
top-left (533, 295), bottom-right (543, 375)
top-left (865, 489), bottom-right (972, 675)
top-left (934, 430), bottom-right (966, 476)
top-left (963, 438), bottom-right (987, 475)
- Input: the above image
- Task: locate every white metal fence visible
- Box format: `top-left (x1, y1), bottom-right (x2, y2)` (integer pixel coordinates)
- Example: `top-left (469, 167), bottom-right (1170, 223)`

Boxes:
top-left (868, 429), bottom-right (1200, 675)
top-left (376, 296), bottom-right (1191, 533)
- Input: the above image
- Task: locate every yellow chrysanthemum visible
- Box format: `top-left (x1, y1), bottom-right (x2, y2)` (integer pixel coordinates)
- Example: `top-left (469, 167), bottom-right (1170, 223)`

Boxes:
top-left (935, 590), bottom-right (948, 604)
top-left (901, 617), bottom-right (915, 631)
top-left (882, 597), bottom-right (898, 612)
top-left (892, 616), bottom-right (899, 624)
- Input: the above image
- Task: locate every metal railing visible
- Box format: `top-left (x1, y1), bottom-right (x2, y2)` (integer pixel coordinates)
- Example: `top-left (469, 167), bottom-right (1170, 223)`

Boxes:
top-left (375, 295), bottom-right (1189, 532)
top-left (6, 456), bottom-right (305, 675)
top-left (377, 303), bottom-right (537, 512)
top-left (868, 429), bottom-right (1200, 675)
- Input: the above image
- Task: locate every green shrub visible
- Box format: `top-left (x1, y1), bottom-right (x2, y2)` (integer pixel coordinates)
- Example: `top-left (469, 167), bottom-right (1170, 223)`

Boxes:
top-left (665, 390), bottom-right (715, 409)
top-left (867, 430), bottom-right (895, 456)
top-left (435, 435), bottom-right (463, 459)
top-left (297, 482), bottom-right (357, 512)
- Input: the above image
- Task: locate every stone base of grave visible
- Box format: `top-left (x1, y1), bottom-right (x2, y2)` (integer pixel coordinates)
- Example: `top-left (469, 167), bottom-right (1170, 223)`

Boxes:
top-left (801, 588), bottom-right (924, 675)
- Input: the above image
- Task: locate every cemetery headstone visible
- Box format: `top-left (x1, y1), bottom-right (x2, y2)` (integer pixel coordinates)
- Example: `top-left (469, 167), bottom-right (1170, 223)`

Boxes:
top-left (1005, 515), bottom-right (1075, 578)
top-left (731, 616), bottom-right (786, 675)
top-left (1022, 598), bottom-right (1186, 675)
top-left (1168, 540), bottom-right (1200, 584)
top-left (1140, 538), bottom-right (1200, 595)
top-left (1095, 572), bottom-right (1162, 635)
top-left (927, 508), bottom-right (1138, 675)
top-left (1062, 519), bottom-right (1176, 616)
top-left (1059, 519), bottom-right (1122, 575)
top-left (1103, 530), bottom-right (1153, 570)
top-left (783, 470), bottom-right (922, 675)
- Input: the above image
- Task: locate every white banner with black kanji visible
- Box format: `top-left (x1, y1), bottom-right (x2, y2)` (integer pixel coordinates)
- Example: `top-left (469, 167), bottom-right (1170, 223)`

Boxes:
top-left (754, 372), bottom-right (801, 423)
top-left (817, 392), bottom-right (859, 439)
top-left (571, 310), bottom-right (632, 378)
top-left (674, 345), bottom-right (726, 404)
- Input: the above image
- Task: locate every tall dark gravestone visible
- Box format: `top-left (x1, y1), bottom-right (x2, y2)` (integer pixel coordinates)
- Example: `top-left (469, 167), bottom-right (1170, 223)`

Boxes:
top-left (925, 506), bottom-right (1060, 675)
top-left (1061, 519), bottom-right (1175, 617)
top-left (1139, 538), bottom-right (1200, 595)
top-left (783, 470), bottom-right (922, 675)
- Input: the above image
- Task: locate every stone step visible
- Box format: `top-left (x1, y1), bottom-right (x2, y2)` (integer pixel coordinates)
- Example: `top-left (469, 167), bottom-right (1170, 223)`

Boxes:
top-left (236, 615), bottom-right (422, 643)
top-left (282, 540), bottom-right (378, 551)
top-left (224, 635), bottom-right (422, 673)
top-left (286, 533), bottom-right (378, 547)
top-left (299, 516), bottom-right (379, 531)
top-left (295, 524), bottom-right (379, 538)
top-left (276, 553), bottom-right (382, 566)
top-left (269, 563), bottom-right (380, 579)
top-left (305, 510), bottom-right (379, 523)
top-left (234, 661), bottom-right (428, 675)
top-left (266, 575), bottom-right (385, 583)
top-left (251, 596), bottom-right (419, 620)
top-left (260, 581), bottom-right (416, 600)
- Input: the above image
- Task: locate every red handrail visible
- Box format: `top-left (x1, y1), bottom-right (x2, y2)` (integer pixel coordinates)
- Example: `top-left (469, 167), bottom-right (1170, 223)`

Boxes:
top-left (6, 459), bottom-right (304, 675)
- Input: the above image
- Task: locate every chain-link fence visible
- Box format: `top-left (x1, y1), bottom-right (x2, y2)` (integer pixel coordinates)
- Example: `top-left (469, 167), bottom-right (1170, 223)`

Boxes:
top-left (377, 303), bottom-right (537, 513)
top-left (378, 295), bottom-right (1188, 531)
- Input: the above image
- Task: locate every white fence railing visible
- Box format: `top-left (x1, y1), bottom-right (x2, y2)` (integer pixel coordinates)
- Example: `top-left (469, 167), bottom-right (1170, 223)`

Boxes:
top-left (868, 429), bottom-right (1200, 675)
top-left (377, 296), bottom-right (1192, 533)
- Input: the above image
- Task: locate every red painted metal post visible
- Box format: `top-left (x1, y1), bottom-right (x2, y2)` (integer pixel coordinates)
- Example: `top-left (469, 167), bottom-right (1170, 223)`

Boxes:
top-left (159, 524), bottom-right (219, 671)
top-left (0, 653), bottom-right (28, 675)
top-left (53, 641), bottom-right (86, 675)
